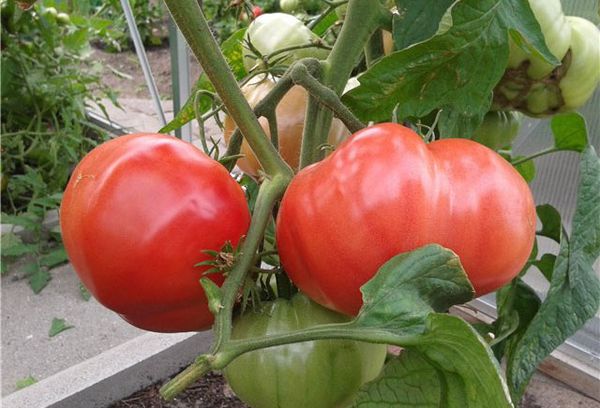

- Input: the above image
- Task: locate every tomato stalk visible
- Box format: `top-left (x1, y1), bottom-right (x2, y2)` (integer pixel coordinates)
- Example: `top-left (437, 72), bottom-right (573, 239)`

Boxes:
top-left (163, 0), bottom-right (293, 180)
top-left (289, 62), bottom-right (365, 132)
top-left (511, 147), bottom-right (563, 166)
top-left (299, 0), bottom-right (391, 168)
top-left (161, 320), bottom-right (420, 400)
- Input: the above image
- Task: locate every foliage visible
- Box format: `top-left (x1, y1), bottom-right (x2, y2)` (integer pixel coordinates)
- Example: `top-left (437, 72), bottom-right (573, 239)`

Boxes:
top-left (86, 0), bottom-right (166, 52)
top-left (1, 0), bottom-right (116, 291)
top-left (202, 0), bottom-right (278, 44)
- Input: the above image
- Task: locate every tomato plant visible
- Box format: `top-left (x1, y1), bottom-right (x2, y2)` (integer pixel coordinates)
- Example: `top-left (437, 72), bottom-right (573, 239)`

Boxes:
top-left (223, 78), bottom-right (348, 177)
top-left (59, 1), bottom-right (600, 406)
top-left (223, 293), bottom-right (387, 408)
top-left (60, 134), bottom-right (251, 332)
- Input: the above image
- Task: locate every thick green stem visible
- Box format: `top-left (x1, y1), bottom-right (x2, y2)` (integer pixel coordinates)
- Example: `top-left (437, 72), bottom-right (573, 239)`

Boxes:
top-left (163, 0), bottom-right (292, 179)
top-left (299, 0), bottom-right (391, 168)
top-left (214, 323), bottom-right (419, 368)
top-left (212, 176), bottom-right (289, 352)
top-left (161, 321), bottom-right (421, 399)
top-left (160, 355), bottom-right (213, 400)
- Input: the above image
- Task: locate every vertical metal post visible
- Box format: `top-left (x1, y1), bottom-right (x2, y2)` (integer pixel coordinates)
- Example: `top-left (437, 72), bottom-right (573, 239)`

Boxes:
top-left (168, 17), bottom-right (193, 141)
top-left (120, 0), bottom-right (167, 128)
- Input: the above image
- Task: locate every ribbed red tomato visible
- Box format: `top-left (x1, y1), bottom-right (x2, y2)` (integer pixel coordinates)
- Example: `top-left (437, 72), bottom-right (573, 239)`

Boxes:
top-left (60, 134), bottom-right (251, 332)
top-left (276, 123), bottom-right (536, 316)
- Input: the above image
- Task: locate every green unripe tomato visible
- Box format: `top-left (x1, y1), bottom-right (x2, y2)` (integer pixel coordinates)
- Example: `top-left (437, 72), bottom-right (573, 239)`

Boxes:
top-left (243, 13), bottom-right (329, 72)
top-left (471, 111), bottom-right (522, 151)
top-left (507, 0), bottom-right (571, 79)
top-left (223, 293), bottom-right (387, 408)
top-left (558, 17), bottom-right (600, 112)
top-left (56, 12), bottom-right (70, 25)
top-left (280, 0), bottom-right (300, 13)
top-left (41, 6), bottom-right (57, 18)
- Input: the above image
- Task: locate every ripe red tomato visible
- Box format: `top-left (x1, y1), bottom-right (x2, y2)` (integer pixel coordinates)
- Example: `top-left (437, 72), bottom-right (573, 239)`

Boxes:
top-left (276, 123), bottom-right (536, 316)
top-left (252, 5), bottom-right (263, 18)
top-left (60, 134), bottom-right (251, 332)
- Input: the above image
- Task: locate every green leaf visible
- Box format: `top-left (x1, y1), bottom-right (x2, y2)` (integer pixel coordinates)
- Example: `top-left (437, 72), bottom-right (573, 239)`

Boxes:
top-left (39, 247), bottom-right (68, 268)
top-left (1, 233), bottom-right (38, 257)
top-left (79, 282), bottom-right (91, 301)
top-left (502, 3), bottom-right (561, 66)
top-left (159, 74), bottom-right (215, 134)
top-left (1, 212), bottom-right (41, 231)
top-left (438, 109), bottom-right (486, 140)
top-left (343, 0), bottom-right (555, 130)
top-left (220, 28), bottom-right (247, 80)
top-left (507, 147), bottom-right (600, 401)
top-left (353, 314), bottom-right (513, 408)
top-left (532, 254), bottom-right (556, 281)
top-left (200, 277), bottom-right (223, 315)
top-left (311, 10), bottom-right (338, 37)
top-left (392, 0), bottom-right (454, 50)
top-left (493, 279), bottom-right (541, 361)
top-left (550, 112), bottom-right (588, 152)
top-left (63, 28), bottom-right (90, 51)
top-left (536, 204), bottom-right (561, 243)
top-left (49, 317), bottom-right (74, 337)
top-left (28, 264), bottom-right (51, 294)
top-left (513, 157), bottom-right (536, 183)
top-left (15, 376), bottom-right (37, 390)
top-left (354, 244), bottom-right (474, 335)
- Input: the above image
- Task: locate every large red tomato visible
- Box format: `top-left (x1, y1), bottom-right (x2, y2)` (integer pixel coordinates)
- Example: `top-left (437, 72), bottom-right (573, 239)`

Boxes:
top-left (276, 123), bottom-right (536, 316)
top-left (60, 134), bottom-right (251, 332)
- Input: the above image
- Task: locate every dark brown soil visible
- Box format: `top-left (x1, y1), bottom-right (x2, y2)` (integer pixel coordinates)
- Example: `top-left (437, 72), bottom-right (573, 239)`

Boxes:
top-left (110, 372), bottom-right (247, 408)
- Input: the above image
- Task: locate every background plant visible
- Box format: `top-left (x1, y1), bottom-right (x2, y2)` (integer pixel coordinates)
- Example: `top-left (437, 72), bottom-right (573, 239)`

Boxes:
top-left (0, 0), bottom-right (118, 291)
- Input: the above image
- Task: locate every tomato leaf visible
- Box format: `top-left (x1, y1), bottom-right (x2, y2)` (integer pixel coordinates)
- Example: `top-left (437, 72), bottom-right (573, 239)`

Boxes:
top-left (48, 317), bottom-right (74, 337)
top-left (28, 263), bottom-right (51, 294)
top-left (391, 0), bottom-right (454, 51)
top-left (550, 112), bottom-right (588, 152)
top-left (311, 10), bottom-right (338, 37)
top-left (532, 253), bottom-right (556, 281)
top-left (536, 204), bottom-right (562, 243)
top-left (353, 244), bottom-right (474, 334)
top-left (39, 247), bottom-right (68, 268)
top-left (159, 74), bottom-right (215, 134)
top-left (492, 279), bottom-right (541, 362)
top-left (0, 233), bottom-right (37, 257)
top-left (513, 158), bottom-right (536, 183)
top-left (506, 147), bottom-right (600, 401)
top-left (220, 28), bottom-right (247, 80)
top-left (343, 0), bottom-right (556, 137)
top-left (79, 282), bottom-right (92, 301)
top-left (352, 314), bottom-right (513, 408)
